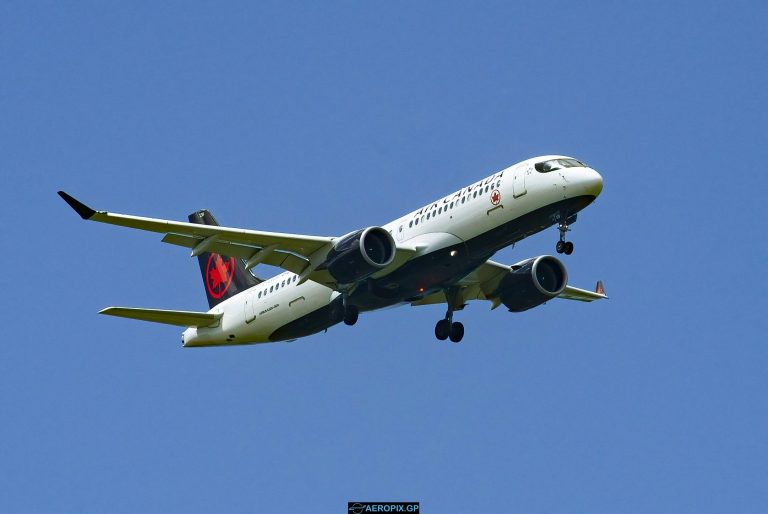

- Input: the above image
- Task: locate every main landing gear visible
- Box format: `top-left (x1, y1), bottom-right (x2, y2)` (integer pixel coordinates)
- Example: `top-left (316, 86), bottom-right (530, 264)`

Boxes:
top-left (435, 288), bottom-right (464, 343)
top-left (342, 295), bottom-right (359, 326)
top-left (343, 305), bottom-right (359, 325)
top-left (435, 317), bottom-right (464, 343)
top-left (555, 219), bottom-right (574, 255)
top-left (333, 294), bottom-right (359, 326)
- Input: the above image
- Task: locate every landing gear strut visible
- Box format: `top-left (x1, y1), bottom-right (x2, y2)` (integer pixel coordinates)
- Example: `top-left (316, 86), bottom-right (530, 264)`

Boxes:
top-left (555, 218), bottom-right (574, 255)
top-left (435, 288), bottom-right (464, 343)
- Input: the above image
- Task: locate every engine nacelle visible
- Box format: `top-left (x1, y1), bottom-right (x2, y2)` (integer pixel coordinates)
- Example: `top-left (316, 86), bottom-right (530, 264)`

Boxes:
top-left (323, 227), bottom-right (396, 284)
top-left (497, 255), bottom-right (568, 312)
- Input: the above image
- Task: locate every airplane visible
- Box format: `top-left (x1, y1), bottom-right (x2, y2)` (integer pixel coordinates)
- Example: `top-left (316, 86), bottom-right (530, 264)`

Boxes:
top-left (58, 155), bottom-right (607, 346)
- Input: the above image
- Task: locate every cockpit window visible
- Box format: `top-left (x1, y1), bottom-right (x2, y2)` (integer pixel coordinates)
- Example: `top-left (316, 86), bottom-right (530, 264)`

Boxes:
top-left (535, 158), bottom-right (587, 173)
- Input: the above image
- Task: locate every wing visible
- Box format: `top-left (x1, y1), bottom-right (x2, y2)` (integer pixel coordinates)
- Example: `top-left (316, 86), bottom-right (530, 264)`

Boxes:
top-left (558, 281), bottom-right (608, 302)
top-left (100, 307), bottom-right (222, 327)
top-left (58, 191), bottom-right (415, 288)
top-left (59, 190), bottom-right (332, 260)
top-left (411, 259), bottom-right (607, 309)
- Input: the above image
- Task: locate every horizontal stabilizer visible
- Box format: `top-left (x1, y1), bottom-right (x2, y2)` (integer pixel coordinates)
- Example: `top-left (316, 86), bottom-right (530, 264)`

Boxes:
top-left (99, 307), bottom-right (222, 327)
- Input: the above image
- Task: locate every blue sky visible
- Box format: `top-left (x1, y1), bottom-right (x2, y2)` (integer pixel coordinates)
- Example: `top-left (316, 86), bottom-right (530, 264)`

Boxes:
top-left (2, 1), bottom-right (767, 512)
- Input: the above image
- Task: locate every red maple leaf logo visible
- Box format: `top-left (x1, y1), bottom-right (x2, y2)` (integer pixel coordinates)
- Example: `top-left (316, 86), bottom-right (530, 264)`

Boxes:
top-left (491, 189), bottom-right (501, 205)
top-left (206, 254), bottom-right (234, 298)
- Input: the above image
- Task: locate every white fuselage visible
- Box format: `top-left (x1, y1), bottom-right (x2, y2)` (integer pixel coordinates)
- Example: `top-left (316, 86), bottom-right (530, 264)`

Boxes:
top-left (182, 156), bottom-right (603, 346)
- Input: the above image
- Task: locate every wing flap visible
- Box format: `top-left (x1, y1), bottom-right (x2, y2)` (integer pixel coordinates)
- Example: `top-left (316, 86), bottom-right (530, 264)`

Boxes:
top-left (99, 307), bottom-right (222, 327)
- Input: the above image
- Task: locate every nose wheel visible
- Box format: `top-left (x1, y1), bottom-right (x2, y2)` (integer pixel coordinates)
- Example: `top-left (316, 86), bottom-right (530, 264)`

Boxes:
top-left (555, 220), bottom-right (574, 255)
top-left (556, 240), bottom-right (574, 255)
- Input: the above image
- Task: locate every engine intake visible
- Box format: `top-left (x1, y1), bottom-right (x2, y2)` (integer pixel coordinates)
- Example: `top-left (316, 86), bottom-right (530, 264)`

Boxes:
top-left (324, 227), bottom-right (396, 284)
top-left (497, 255), bottom-right (568, 312)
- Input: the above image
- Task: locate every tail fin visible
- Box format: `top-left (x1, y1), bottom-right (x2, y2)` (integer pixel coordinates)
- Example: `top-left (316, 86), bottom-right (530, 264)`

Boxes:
top-left (188, 210), bottom-right (262, 308)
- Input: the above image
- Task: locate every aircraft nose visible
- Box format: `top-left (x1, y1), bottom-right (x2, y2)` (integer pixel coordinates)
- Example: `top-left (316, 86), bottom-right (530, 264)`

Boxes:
top-left (582, 167), bottom-right (603, 198)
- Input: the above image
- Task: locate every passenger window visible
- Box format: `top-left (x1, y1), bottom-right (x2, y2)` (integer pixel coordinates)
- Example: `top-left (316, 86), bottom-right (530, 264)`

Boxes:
top-left (269, 286), bottom-right (273, 292)
top-left (409, 221), bottom-right (413, 228)
top-left (258, 291), bottom-right (262, 298)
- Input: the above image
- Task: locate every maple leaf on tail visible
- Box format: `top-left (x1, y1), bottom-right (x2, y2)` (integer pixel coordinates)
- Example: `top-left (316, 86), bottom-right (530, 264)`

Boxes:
top-left (208, 255), bottom-right (232, 291)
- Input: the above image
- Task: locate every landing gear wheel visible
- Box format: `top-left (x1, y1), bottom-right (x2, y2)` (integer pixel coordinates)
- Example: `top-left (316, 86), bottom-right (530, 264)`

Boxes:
top-left (449, 322), bottom-right (464, 343)
top-left (556, 240), bottom-right (565, 254)
top-left (343, 305), bottom-right (359, 326)
top-left (435, 319), bottom-right (450, 340)
top-left (330, 302), bottom-right (344, 323)
top-left (564, 241), bottom-right (574, 255)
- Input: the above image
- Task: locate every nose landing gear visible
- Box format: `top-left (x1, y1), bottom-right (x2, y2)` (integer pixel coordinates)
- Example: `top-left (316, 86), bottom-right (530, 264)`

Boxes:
top-left (555, 218), bottom-right (575, 255)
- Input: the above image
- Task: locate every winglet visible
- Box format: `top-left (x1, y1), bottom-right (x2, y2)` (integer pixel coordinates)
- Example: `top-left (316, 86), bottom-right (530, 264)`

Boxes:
top-left (57, 191), bottom-right (96, 219)
top-left (595, 280), bottom-right (606, 296)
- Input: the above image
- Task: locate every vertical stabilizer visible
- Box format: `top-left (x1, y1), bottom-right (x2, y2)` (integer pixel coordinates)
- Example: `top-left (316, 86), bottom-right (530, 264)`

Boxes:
top-left (188, 210), bottom-right (262, 308)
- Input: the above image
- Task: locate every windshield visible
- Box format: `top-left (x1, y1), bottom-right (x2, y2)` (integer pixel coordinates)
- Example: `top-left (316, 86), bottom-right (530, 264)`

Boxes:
top-left (535, 158), bottom-right (587, 173)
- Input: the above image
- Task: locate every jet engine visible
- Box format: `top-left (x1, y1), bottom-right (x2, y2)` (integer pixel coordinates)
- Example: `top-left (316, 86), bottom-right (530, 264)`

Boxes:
top-left (323, 227), bottom-right (396, 284)
top-left (496, 256), bottom-right (568, 312)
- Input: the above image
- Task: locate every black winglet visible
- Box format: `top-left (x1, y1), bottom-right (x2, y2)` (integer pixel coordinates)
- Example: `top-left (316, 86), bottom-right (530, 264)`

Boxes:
top-left (57, 191), bottom-right (96, 219)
